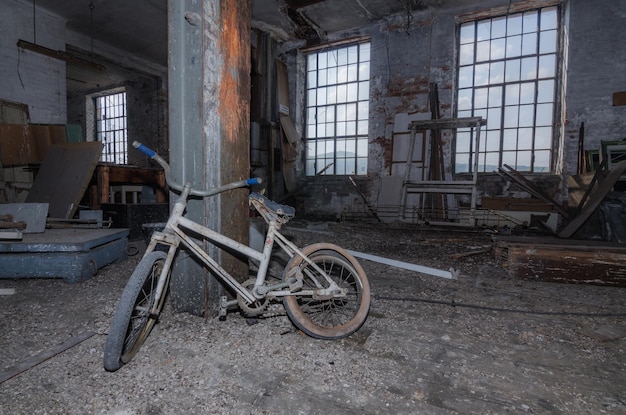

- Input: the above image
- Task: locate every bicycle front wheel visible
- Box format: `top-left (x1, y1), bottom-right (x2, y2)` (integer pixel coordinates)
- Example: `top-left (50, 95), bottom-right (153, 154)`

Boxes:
top-left (282, 243), bottom-right (370, 339)
top-left (104, 251), bottom-right (169, 372)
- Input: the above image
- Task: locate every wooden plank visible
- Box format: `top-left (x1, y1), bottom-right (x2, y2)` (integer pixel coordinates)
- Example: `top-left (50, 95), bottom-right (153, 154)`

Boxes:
top-left (559, 160), bottom-right (626, 238)
top-left (0, 331), bottom-right (95, 384)
top-left (613, 91), bottom-right (626, 106)
top-left (0, 124), bottom-right (31, 165)
top-left (481, 197), bottom-right (554, 212)
top-left (25, 142), bottom-right (103, 219)
top-left (504, 244), bottom-right (626, 286)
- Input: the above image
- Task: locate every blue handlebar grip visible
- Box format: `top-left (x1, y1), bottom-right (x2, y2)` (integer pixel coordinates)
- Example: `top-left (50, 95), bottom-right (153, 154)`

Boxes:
top-left (133, 141), bottom-right (156, 158)
top-left (246, 177), bottom-right (262, 186)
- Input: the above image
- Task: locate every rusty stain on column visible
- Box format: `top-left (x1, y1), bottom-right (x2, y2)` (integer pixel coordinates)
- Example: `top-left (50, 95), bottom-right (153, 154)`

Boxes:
top-left (217, 0), bottom-right (251, 286)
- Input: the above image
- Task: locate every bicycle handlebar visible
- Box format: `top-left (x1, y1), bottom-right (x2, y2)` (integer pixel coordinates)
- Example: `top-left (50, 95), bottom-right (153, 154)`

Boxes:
top-left (132, 141), bottom-right (262, 197)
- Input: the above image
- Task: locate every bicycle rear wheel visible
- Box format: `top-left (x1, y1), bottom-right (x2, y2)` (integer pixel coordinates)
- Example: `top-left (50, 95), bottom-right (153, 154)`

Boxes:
top-left (282, 243), bottom-right (370, 339)
top-left (104, 251), bottom-right (169, 371)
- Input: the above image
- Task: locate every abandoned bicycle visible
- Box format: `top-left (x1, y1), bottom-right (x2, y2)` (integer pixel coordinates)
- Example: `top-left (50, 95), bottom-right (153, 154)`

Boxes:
top-left (103, 141), bottom-right (371, 371)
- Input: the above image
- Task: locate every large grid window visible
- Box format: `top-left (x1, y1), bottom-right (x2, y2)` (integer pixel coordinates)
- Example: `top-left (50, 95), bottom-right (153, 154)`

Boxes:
top-left (456, 6), bottom-right (559, 173)
top-left (305, 42), bottom-right (370, 175)
top-left (95, 91), bottom-right (128, 164)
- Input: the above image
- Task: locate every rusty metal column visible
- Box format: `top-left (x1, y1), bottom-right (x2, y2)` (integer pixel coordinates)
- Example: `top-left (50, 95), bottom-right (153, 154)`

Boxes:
top-left (168, 0), bottom-right (251, 316)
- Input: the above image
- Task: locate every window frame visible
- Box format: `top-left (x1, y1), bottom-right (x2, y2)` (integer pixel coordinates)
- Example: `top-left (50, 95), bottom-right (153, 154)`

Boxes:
top-left (304, 41), bottom-right (371, 176)
top-left (454, 5), bottom-right (562, 174)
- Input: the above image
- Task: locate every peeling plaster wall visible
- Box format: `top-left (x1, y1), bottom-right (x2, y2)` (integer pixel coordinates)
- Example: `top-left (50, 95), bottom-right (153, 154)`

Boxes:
top-left (283, 0), bottom-right (626, 221)
top-left (563, 0), bottom-right (626, 175)
top-left (0, 0), bottom-right (66, 124)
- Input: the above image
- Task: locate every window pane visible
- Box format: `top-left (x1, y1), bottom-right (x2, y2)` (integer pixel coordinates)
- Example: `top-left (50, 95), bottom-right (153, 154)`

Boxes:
top-left (360, 43), bottom-right (370, 61)
top-left (346, 103), bottom-right (357, 120)
top-left (474, 87), bottom-right (488, 108)
top-left (536, 103), bottom-right (553, 125)
top-left (534, 150), bottom-right (551, 172)
top-left (346, 121), bottom-right (356, 135)
top-left (504, 106), bottom-right (519, 128)
top-left (505, 84), bottom-right (519, 105)
top-left (348, 46), bottom-right (358, 64)
top-left (337, 48), bottom-right (348, 66)
top-left (477, 20), bottom-right (491, 41)
top-left (475, 63), bottom-right (490, 86)
top-left (347, 83), bottom-right (358, 101)
top-left (307, 89), bottom-right (316, 106)
top-left (347, 64), bottom-right (358, 82)
top-left (503, 129), bottom-right (517, 150)
top-left (318, 52), bottom-right (328, 69)
top-left (539, 54), bottom-right (556, 77)
top-left (458, 66), bottom-right (474, 88)
top-left (492, 16), bottom-right (506, 38)
top-left (540, 29), bottom-right (557, 54)
top-left (507, 14), bottom-right (522, 36)
top-left (460, 43), bottom-right (474, 65)
top-left (485, 130), bottom-right (501, 151)
top-left (485, 152), bottom-right (500, 171)
top-left (491, 38), bottom-right (506, 60)
top-left (489, 61), bottom-right (504, 83)
top-left (518, 128), bottom-right (533, 149)
top-left (357, 120), bottom-right (368, 135)
top-left (541, 7), bottom-right (558, 30)
top-left (356, 157), bottom-right (367, 175)
top-left (535, 126), bottom-right (552, 148)
top-left (359, 62), bottom-right (370, 80)
top-left (326, 85), bottom-right (337, 104)
top-left (521, 57), bottom-right (537, 80)
top-left (327, 67), bottom-right (337, 84)
top-left (505, 59), bottom-right (521, 82)
top-left (519, 82), bottom-right (535, 104)
top-left (476, 40), bottom-right (490, 62)
top-left (488, 86), bottom-right (503, 107)
top-left (357, 138), bottom-right (368, 157)
top-left (502, 151), bottom-right (517, 166)
top-left (522, 33), bottom-right (537, 55)
top-left (458, 89), bottom-right (473, 110)
top-left (506, 35), bottom-right (521, 57)
top-left (460, 22), bottom-right (475, 44)
top-left (317, 87), bottom-right (327, 105)
top-left (523, 10), bottom-right (538, 33)
top-left (487, 108), bottom-right (501, 129)
top-left (456, 131), bottom-right (471, 153)
top-left (358, 81), bottom-right (369, 100)
top-left (517, 151), bottom-right (532, 171)
top-left (537, 79), bottom-right (554, 102)
top-left (336, 84), bottom-right (347, 102)
top-left (307, 54), bottom-right (317, 71)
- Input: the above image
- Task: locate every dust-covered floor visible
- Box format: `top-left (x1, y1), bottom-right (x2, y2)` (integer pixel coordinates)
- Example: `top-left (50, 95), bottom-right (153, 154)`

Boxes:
top-left (0, 221), bottom-right (624, 414)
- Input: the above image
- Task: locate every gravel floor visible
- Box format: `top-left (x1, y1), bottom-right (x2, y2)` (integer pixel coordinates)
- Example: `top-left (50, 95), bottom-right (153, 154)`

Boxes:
top-left (0, 220), bottom-right (625, 414)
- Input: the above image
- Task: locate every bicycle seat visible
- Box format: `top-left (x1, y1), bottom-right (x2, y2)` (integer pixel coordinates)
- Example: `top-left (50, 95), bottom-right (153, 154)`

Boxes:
top-left (249, 192), bottom-right (295, 218)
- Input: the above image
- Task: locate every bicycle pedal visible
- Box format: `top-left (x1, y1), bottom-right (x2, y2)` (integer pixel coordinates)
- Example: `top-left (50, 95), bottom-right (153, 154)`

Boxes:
top-left (219, 296), bottom-right (229, 317)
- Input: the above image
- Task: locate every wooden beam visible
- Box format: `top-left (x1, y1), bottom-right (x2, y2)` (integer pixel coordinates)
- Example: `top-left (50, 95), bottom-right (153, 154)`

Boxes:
top-left (17, 40), bottom-right (105, 72)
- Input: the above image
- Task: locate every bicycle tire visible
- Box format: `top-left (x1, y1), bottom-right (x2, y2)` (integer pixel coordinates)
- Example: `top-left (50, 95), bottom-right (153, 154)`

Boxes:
top-left (103, 251), bottom-right (169, 371)
top-left (282, 243), bottom-right (370, 339)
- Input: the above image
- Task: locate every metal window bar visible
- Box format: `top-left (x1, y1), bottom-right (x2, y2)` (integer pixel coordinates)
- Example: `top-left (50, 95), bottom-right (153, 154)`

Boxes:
top-left (95, 92), bottom-right (127, 164)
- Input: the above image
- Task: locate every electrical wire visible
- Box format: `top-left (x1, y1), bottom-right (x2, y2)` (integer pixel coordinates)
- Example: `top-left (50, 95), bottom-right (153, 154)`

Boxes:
top-left (374, 294), bottom-right (626, 317)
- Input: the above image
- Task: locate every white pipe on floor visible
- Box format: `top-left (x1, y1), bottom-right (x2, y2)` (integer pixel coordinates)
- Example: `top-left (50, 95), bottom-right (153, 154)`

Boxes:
top-left (346, 250), bottom-right (459, 280)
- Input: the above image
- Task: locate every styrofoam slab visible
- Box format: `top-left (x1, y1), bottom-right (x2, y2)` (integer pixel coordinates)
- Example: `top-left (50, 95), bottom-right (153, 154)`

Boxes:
top-left (0, 203), bottom-right (48, 233)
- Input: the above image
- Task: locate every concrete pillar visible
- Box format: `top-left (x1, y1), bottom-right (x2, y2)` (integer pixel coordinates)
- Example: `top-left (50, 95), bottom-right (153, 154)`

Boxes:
top-left (168, 0), bottom-right (251, 316)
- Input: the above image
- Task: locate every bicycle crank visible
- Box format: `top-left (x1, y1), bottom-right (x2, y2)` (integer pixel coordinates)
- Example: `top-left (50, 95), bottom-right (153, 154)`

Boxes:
top-left (237, 279), bottom-right (269, 316)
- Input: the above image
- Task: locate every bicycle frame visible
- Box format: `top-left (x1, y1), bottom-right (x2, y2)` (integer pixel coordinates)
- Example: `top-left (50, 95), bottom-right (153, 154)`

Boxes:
top-left (144, 182), bottom-right (345, 316)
